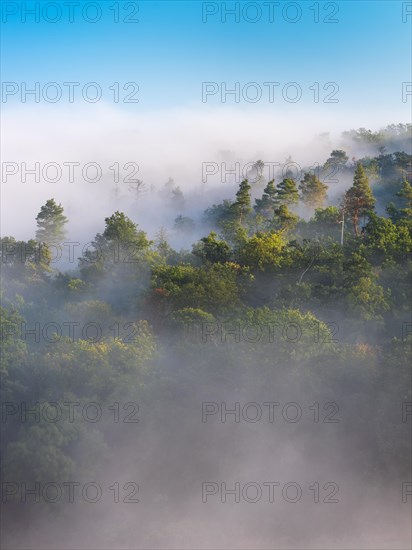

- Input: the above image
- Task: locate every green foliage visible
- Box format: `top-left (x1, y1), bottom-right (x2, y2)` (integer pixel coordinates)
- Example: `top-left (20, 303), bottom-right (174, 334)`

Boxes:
top-left (2, 130), bottom-right (411, 499)
top-left (358, 156), bottom-right (380, 182)
top-left (393, 152), bottom-right (412, 179)
top-left (203, 199), bottom-right (234, 229)
top-left (347, 276), bottom-right (390, 320)
top-left (315, 206), bottom-right (340, 224)
top-left (344, 163), bottom-right (376, 236)
top-left (67, 278), bottom-right (88, 293)
top-left (324, 149), bottom-right (349, 169)
top-left (151, 262), bottom-right (251, 315)
top-left (342, 124), bottom-right (411, 153)
top-left (272, 204), bottom-right (299, 232)
top-left (3, 423), bottom-right (78, 484)
top-left (254, 179), bottom-right (277, 217)
top-left (29, 322), bottom-right (156, 402)
top-left (240, 231), bottom-right (286, 271)
top-left (103, 211), bottom-right (148, 245)
top-left (171, 307), bottom-right (215, 329)
top-left (78, 211), bottom-right (154, 311)
top-left (231, 179), bottom-right (252, 224)
top-left (364, 213), bottom-right (412, 262)
top-left (299, 172), bottom-right (328, 208)
top-left (0, 238), bottom-right (52, 294)
top-left (232, 306), bottom-right (337, 363)
top-left (275, 177), bottom-right (299, 205)
top-left (396, 179), bottom-right (412, 217)
top-left (79, 212), bottom-right (152, 273)
top-left (0, 304), bottom-right (28, 391)
top-left (35, 199), bottom-right (68, 243)
top-left (192, 232), bottom-right (231, 263)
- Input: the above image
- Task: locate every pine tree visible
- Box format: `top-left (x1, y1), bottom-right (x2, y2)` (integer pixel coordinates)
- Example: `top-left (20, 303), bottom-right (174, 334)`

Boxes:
top-left (254, 179), bottom-right (277, 217)
top-left (272, 204), bottom-right (298, 232)
top-left (171, 186), bottom-right (185, 210)
top-left (174, 214), bottom-right (195, 232)
top-left (344, 163), bottom-right (376, 236)
top-left (253, 160), bottom-right (265, 178)
top-left (128, 179), bottom-right (146, 200)
top-left (103, 211), bottom-right (148, 246)
top-left (324, 150), bottom-right (349, 170)
top-left (396, 179), bottom-right (412, 217)
top-left (250, 160), bottom-right (266, 190)
top-left (276, 178), bottom-right (299, 206)
top-left (35, 198), bottom-right (68, 243)
top-left (193, 232), bottom-right (230, 263)
top-left (299, 172), bottom-right (328, 209)
top-left (79, 211), bottom-right (150, 272)
top-left (231, 179), bottom-right (252, 224)
top-left (155, 227), bottom-right (171, 257)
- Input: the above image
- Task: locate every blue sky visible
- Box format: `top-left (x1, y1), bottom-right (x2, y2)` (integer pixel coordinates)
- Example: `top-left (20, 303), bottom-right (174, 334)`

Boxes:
top-left (1, 0), bottom-right (411, 116)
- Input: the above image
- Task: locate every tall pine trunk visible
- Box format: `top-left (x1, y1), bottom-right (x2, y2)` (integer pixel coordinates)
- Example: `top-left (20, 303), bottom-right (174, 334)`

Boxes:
top-left (353, 210), bottom-right (359, 236)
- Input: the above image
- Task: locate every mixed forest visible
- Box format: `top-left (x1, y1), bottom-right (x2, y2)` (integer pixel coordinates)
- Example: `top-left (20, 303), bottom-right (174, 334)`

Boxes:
top-left (1, 124), bottom-right (411, 547)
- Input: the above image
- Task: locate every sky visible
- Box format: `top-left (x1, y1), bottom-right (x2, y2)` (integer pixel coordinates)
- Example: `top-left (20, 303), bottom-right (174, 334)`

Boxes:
top-left (1, 0), bottom-right (411, 114)
top-left (1, 0), bottom-right (411, 238)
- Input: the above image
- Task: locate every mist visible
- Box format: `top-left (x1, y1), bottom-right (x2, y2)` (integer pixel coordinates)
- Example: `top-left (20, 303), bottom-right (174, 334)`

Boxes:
top-left (1, 103), bottom-right (396, 241)
top-left (1, 7), bottom-right (412, 546)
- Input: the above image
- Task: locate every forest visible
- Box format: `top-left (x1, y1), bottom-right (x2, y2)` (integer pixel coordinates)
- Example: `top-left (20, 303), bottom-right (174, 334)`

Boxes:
top-left (1, 123), bottom-right (411, 548)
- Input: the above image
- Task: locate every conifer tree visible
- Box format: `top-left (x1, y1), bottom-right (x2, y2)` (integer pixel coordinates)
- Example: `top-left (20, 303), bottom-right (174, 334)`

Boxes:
top-left (396, 179), bottom-right (412, 217)
top-left (344, 163), bottom-right (376, 236)
top-left (299, 172), bottom-right (328, 209)
top-left (171, 186), bottom-right (185, 210)
top-left (276, 178), bottom-right (299, 206)
top-left (231, 179), bottom-right (252, 224)
top-left (272, 204), bottom-right (298, 231)
top-left (35, 199), bottom-right (68, 243)
top-left (254, 179), bottom-right (277, 217)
